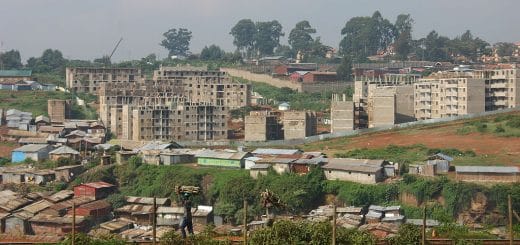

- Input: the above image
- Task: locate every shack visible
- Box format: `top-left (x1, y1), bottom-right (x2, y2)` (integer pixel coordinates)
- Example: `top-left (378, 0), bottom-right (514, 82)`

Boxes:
top-left (114, 204), bottom-right (154, 225)
top-left (30, 213), bottom-right (86, 235)
top-left (49, 145), bottom-right (80, 162)
top-left (455, 166), bottom-right (519, 183)
top-left (196, 150), bottom-right (250, 168)
top-left (11, 144), bottom-right (53, 163)
top-left (73, 182), bottom-right (115, 200)
top-left (322, 158), bottom-right (387, 184)
top-left (54, 165), bottom-right (84, 182)
top-left (69, 200), bottom-right (111, 223)
top-left (250, 164), bottom-right (271, 179)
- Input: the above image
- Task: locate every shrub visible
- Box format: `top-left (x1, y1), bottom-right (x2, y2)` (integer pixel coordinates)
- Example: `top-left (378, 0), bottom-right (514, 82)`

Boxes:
top-left (495, 124), bottom-right (506, 133)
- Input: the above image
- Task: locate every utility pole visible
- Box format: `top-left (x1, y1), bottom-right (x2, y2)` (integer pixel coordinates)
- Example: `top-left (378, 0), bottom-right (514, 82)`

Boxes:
top-left (72, 202), bottom-right (76, 245)
top-left (332, 204), bottom-right (337, 245)
top-left (422, 204), bottom-right (426, 245)
top-left (243, 200), bottom-right (248, 245)
top-left (509, 194), bottom-right (513, 245)
top-left (153, 197), bottom-right (157, 245)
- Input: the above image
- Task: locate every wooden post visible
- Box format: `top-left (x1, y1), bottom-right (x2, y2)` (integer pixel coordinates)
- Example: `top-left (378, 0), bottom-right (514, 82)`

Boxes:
top-left (243, 200), bottom-right (248, 245)
top-left (153, 197), bottom-right (157, 245)
top-left (509, 194), bottom-right (513, 245)
top-left (422, 205), bottom-right (426, 245)
top-left (72, 202), bottom-right (76, 245)
top-left (332, 204), bottom-right (336, 245)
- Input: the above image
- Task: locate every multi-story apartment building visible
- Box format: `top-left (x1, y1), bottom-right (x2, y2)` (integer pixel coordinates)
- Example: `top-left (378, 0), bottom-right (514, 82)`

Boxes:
top-left (473, 67), bottom-right (520, 111)
top-left (153, 66), bottom-right (249, 109)
top-left (65, 67), bottom-right (142, 94)
top-left (414, 74), bottom-right (485, 120)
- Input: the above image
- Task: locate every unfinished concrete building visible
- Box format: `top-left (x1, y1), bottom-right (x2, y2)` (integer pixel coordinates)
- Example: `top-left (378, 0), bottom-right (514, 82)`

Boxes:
top-left (414, 73), bottom-right (486, 120)
top-left (330, 94), bottom-right (354, 133)
top-left (48, 100), bottom-right (71, 123)
top-left (153, 66), bottom-right (250, 109)
top-left (129, 101), bottom-right (228, 141)
top-left (367, 85), bottom-right (415, 128)
top-left (65, 67), bottom-right (142, 94)
top-left (244, 111), bottom-right (282, 141)
top-left (282, 111), bottom-right (317, 140)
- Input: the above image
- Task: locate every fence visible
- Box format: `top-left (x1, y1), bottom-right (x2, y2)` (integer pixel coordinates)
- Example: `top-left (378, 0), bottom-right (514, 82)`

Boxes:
top-left (178, 106), bottom-right (520, 148)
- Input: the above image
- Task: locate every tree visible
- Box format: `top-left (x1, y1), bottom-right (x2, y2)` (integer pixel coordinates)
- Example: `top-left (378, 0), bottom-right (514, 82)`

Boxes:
top-left (200, 45), bottom-right (225, 60)
top-left (230, 19), bottom-right (257, 57)
top-left (288, 20), bottom-right (316, 54)
top-left (420, 30), bottom-right (450, 61)
top-left (449, 30), bottom-right (489, 62)
top-left (0, 50), bottom-right (22, 69)
top-left (495, 42), bottom-right (516, 57)
top-left (255, 20), bottom-right (284, 56)
top-left (394, 14), bottom-right (414, 60)
top-left (339, 11), bottom-right (396, 61)
top-left (160, 28), bottom-right (192, 57)
top-left (337, 56), bottom-right (353, 81)
top-left (26, 49), bottom-right (66, 73)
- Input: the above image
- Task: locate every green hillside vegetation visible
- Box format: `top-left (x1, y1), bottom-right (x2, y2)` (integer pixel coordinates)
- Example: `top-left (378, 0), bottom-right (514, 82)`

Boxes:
top-left (0, 90), bottom-right (97, 119)
top-left (332, 144), bottom-right (499, 167)
top-left (233, 76), bottom-right (353, 112)
top-left (457, 114), bottom-right (520, 137)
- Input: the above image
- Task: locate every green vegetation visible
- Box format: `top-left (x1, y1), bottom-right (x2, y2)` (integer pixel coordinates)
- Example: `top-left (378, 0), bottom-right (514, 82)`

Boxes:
top-left (334, 144), bottom-right (479, 166)
top-left (457, 115), bottom-right (520, 137)
top-left (234, 76), bottom-right (353, 112)
top-left (0, 90), bottom-right (97, 119)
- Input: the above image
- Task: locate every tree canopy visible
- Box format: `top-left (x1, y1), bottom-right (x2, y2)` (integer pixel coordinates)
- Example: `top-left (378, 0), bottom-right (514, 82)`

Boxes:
top-left (230, 19), bottom-right (284, 57)
top-left (160, 28), bottom-right (192, 57)
top-left (288, 20), bottom-right (316, 53)
top-left (0, 50), bottom-right (23, 69)
top-left (230, 19), bottom-right (257, 57)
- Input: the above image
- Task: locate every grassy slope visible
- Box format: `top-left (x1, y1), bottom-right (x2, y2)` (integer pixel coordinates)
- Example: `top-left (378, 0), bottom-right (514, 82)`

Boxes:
top-left (301, 111), bottom-right (520, 166)
top-left (0, 90), bottom-right (97, 119)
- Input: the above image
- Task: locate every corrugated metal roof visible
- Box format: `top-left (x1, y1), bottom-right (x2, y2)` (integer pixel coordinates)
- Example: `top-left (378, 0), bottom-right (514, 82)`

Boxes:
top-left (250, 164), bottom-right (271, 169)
top-left (0, 70), bottom-right (32, 77)
top-left (18, 137), bottom-right (48, 144)
top-left (100, 218), bottom-right (133, 231)
top-left (12, 144), bottom-right (50, 153)
top-left (30, 213), bottom-right (84, 224)
top-left (22, 200), bottom-right (53, 214)
top-left (49, 145), bottom-right (80, 155)
top-left (125, 196), bottom-right (170, 205)
top-left (251, 148), bottom-right (301, 155)
top-left (431, 153), bottom-right (454, 162)
top-left (195, 149), bottom-right (249, 160)
top-left (406, 219), bottom-right (440, 227)
top-left (455, 166), bottom-right (519, 173)
top-left (77, 200), bottom-right (111, 210)
top-left (256, 157), bottom-right (297, 164)
top-left (80, 181), bottom-right (115, 189)
top-left (115, 204), bottom-right (153, 214)
top-left (45, 190), bottom-right (74, 203)
top-left (322, 158), bottom-right (384, 173)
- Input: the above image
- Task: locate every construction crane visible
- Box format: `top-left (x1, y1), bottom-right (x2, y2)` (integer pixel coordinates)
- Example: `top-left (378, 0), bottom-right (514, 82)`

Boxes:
top-left (107, 37), bottom-right (123, 64)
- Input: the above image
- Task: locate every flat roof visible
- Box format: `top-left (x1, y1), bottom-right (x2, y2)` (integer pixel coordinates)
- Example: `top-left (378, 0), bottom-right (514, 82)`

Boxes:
top-left (456, 166), bottom-right (519, 174)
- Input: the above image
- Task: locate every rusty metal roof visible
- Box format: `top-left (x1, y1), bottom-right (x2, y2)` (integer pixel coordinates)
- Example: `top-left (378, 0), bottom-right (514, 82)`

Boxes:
top-left (79, 181), bottom-right (115, 189)
top-left (115, 204), bottom-right (153, 214)
top-left (44, 190), bottom-right (74, 203)
top-left (30, 213), bottom-right (85, 224)
top-left (125, 196), bottom-right (170, 205)
top-left (100, 218), bottom-right (133, 231)
top-left (21, 199), bottom-right (53, 214)
top-left (77, 199), bottom-right (111, 210)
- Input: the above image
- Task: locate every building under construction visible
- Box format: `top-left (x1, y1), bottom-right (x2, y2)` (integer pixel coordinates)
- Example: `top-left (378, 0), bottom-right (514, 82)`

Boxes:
top-left (96, 66), bottom-right (249, 141)
top-left (66, 67), bottom-right (142, 94)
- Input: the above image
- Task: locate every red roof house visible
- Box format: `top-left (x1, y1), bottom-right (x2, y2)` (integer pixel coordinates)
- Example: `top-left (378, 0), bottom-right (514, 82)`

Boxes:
top-left (73, 182), bottom-right (115, 200)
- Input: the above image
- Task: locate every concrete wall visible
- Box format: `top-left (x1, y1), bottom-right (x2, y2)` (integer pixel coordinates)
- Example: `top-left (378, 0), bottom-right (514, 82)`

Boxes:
top-left (456, 172), bottom-right (518, 183)
top-left (221, 68), bottom-right (302, 91)
top-left (331, 100), bottom-right (354, 133)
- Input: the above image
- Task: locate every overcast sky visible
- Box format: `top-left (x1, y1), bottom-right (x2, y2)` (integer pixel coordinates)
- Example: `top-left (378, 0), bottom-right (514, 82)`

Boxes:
top-left (1, 0), bottom-right (520, 62)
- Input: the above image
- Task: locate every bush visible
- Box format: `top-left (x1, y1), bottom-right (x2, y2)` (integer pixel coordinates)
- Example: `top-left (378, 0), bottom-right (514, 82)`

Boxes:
top-left (506, 117), bottom-right (520, 128)
top-left (495, 124), bottom-right (506, 133)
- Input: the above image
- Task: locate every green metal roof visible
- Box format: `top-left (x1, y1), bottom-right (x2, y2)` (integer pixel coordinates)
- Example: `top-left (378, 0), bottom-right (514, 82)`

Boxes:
top-left (0, 70), bottom-right (32, 77)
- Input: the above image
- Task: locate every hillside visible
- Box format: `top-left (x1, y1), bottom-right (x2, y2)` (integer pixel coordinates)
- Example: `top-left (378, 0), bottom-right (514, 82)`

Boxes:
top-left (301, 111), bottom-right (520, 165)
top-left (0, 90), bottom-right (97, 119)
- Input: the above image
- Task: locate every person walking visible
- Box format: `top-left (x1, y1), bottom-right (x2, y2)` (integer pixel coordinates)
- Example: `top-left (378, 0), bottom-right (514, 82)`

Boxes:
top-left (180, 192), bottom-right (195, 238)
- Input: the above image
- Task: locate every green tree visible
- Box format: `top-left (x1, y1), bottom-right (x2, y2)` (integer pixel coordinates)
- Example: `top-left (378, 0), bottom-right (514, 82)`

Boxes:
top-left (387, 224), bottom-right (421, 245)
top-left (336, 56), bottom-right (353, 81)
top-left (420, 30), bottom-right (451, 61)
top-left (255, 20), bottom-right (284, 56)
top-left (160, 28), bottom-right (192, 57)
top-left (230, 19), bottom-right (257, 58)
top-left (394, 14), bottom-right (414, 60)
top-left (449, 30), bottom-right (489, 62)
top-left (200, 45), bottom-right (225, 60)
top-left (339, 11), bottom-right (396, 61)
top-left (495, 42), bottom-right (516, 57)
top-left (0, 50), bottom-right (23, 69)
top-left (288, 20), bottom-right (316, 54)
top-left (26, 49), bottom-right (66, 73)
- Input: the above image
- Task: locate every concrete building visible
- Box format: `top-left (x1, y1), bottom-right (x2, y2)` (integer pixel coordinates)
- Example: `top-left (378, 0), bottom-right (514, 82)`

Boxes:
top-left (330, 94), bottom-right (354, 133)
top-left (322, 158), bottom-right (388, 184)
top-left (414, 74), bottom-right (485, 120)
top-left (97, 66), bottom-right (249, 141)
top-left (473, 67), bottom-right (520, 111)
top-left (0, 70), bottom-right (32, 86)
top-left (244, 111), bottom-right (282, 141)
top-left (455, 166), bottom-right (519, 183)
top-left (367, 85), bottom-right (415, 127)
top-left (65, 67), bottom-right (142, 94)
top-left (282, 111), bottom-right (317, 140)
top-left (48, 100), bottom-right (71, 124)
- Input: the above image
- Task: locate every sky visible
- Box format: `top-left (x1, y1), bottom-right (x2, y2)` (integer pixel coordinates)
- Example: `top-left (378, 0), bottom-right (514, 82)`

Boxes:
top-left (1, 0), bottom-right (520, 62)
